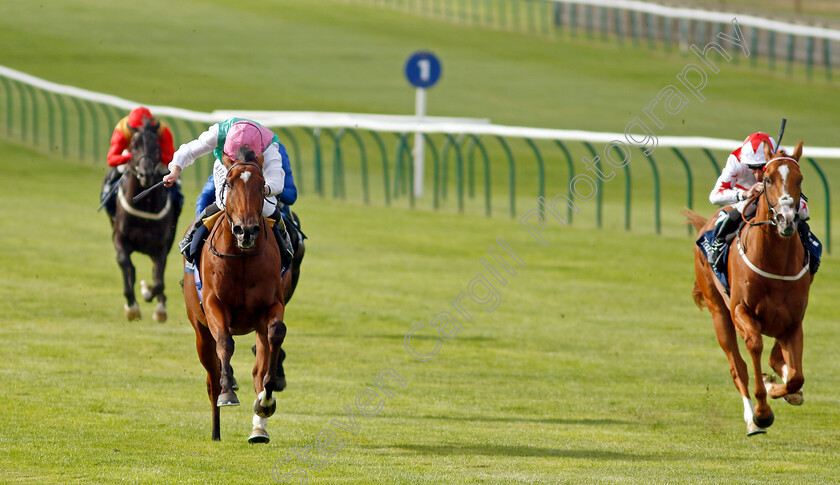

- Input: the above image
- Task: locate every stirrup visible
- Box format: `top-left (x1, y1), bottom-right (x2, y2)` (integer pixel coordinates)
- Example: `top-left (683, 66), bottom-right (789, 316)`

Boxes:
top-left (178, 235), bottom-right (192, 255)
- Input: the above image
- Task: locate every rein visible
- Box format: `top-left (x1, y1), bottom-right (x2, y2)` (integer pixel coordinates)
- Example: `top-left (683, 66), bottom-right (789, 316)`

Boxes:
top-left (742, 156), bottom-right (801, 228)
top-left (208, 161), bottom-right (269, 259)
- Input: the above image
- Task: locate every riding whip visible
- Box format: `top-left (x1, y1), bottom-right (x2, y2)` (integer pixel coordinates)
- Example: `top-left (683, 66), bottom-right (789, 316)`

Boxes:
top-left (96, 170), bottom-right (129, 211)
top-left (777, 118), bottom-right (787, 147)
top-left (133, 180), bottom-right (167, 203)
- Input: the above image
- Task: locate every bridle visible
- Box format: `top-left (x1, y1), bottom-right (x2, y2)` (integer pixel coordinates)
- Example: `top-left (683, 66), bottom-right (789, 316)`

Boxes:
top-left (209, 161), bottom-right (268, 259)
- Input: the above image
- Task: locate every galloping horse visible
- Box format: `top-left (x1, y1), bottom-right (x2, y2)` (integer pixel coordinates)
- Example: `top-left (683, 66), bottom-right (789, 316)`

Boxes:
top-left (687, 141), bottom-right (813, 436)
top-left (183, 151), bottom-right (289, 443)
top-left (111, 120), bottom-right (181, 322)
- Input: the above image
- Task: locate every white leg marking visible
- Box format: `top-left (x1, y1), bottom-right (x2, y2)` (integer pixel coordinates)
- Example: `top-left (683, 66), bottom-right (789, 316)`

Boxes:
top-left (140, 280), bottom-right (152, 300)
top-left (253, 414), bottom-right (267, 430)
top-left (782, 364), bottom-right (789, 383)
top-left (742, 396), bottom-right (755, 423)
top-left (258, 389), bottom-right (276, 408)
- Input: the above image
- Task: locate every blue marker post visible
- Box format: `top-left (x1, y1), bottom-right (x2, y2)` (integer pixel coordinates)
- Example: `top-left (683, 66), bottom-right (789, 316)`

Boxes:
top-left (404, 51), bottom-right (442, 197)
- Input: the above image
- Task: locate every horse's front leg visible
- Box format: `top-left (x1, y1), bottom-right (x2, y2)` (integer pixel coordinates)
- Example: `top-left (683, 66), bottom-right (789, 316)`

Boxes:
top-left (204, 298), bottom-right (239, 407)
top-left (733, 304), bottom-right (774, 430)
top-left (141, 251), bottom-right (168, 322)
top-left (262, 303), bottom-right (287, 406)
top-left (114, 238), bottom-right (140, 320)
top-left (766, 325), bottom-right (805, 405)
top-left (249, 331), bottom-right (274, 444)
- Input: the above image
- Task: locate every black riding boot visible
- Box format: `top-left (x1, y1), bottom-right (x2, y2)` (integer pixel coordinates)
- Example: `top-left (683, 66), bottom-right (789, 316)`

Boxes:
top-left (268, 207), bottom-right (294, 270)
top-left (708, 209), bottom-right (741, 271)
top-left (179, 203), bottom-right (220, 256)
top-left (100, 167), bottom-right (121, 218)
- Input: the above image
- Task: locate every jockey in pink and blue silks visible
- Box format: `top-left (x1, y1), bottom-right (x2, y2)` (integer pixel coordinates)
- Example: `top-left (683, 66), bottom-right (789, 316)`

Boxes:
top-left (706, 132), bottom-right (810, 271)
top-left (162, 118), bottom-right (295, 268)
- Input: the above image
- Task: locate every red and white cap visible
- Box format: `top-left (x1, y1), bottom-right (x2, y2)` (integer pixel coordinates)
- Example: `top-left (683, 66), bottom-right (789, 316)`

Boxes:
top-left (732, 132), bottom-right (778, 168)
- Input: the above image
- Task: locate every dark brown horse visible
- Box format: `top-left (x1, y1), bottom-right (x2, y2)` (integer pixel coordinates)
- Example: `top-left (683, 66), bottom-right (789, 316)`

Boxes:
top-left (687, 141), bottom-right (813, 436)
top-left (111, 120), bottom-right (181, 322)
top-left (183, 151), bottom-right (289, 443)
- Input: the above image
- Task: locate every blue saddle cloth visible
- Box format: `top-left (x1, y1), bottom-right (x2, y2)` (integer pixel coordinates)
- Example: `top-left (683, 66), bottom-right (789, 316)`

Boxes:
top-left (696, 226), bottom-right (731, 293)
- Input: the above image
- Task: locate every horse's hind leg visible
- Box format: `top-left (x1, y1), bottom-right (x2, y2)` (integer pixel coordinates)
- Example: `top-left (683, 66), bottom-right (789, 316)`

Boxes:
top-left (143, 252), bottom-right (168, 322)
top-left (114, 239), bottom-right (140, 320)
top-left (766, 326), bottom-right (805, 405)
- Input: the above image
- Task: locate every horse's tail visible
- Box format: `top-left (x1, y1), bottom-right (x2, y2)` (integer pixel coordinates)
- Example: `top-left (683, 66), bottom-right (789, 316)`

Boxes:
top-left (691, 280), bottom-right (706, 310)
top-left (682, 208), bottom-right (707, 234)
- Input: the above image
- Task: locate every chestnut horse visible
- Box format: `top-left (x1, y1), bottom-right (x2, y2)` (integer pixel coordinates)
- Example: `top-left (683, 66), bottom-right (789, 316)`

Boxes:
top-left (111, 120), bottom-right (181, 322)
top-left (687, 142), bottom-right (813, 436)
top-left (183, 151), bottom-right (289, 443)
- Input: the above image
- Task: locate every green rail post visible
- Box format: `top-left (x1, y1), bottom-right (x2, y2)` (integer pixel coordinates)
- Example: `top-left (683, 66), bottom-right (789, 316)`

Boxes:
top-left (569, 2), bottom-right (576, 37)
top-left (540, 0), bottom-right (549, 35)
top-left (14, 81), bottom-right (27, 141)
top-left (679, 18), bottom-right (687, 53)
top-left (46, 91), bottom-right (56, 151)
top-left (278, 127), bottom-right (302, 195)
top-left (484, 0), bottom-right (493, 25)
top-left (787, 34), bottom-right (795, 76)
top-left (165, 117), bottom-right (182, 151)
top-left (394, 133), bottom-right (413, 207)
top-left (630, 10), bottom-right (639, 47)
top-left (423, 134), bottom-right (440, 209)
top-left (25, 84), bottom-right (39, 145)
top-left (1, 76), bottom-right (11, 137)
top-left (56, 94), bottom-right (68, 157)
top-left (527, 0), bottom-right (536, 33)
top-left (322, 128), bottom-right (343, 199)
top-left (663, 17), bottom-right (671, 52)
top-left (500, 0), bottom-right (508, 29)
top-left (701, 148), bottom-right (721, 174)
top-left (309, 128), bottom-right (324, 197)
top-left (825, 39), bottom-right (832, 81)
top-left (344, 128), bottom-right (370, 204)
top-left (643, 151), bottom-right (661, 234)
top-left (444, 134), bottom-right (465, 212)
top-left (494, 136), bottom-right (517, 217)
top-left (467, 136), bottom-right (477, 199)
top-left (769, 31), bottom-right (777, 71)
top-left (467, 135), bottom-right (491, 216)
top-left (604, 143), bottom-right (631, 230)
top-left (552, 0), bottom-right (561, 36)
top-left (615, 8), bottom-right (624, 46)
top-left (584, 4), bottom-right (593, 38)
top-left (582, 142), bottom-right (603, 228)
top-left (552, 139), bottom-right (575, 223)
top-left (84, 100), bottom-right (100, 163)
top-left (805, 157), bottom-right (831, 254)
top-left (807, 36), bottom-right (814, 80)
top-left (599, 6), bottom-right (607, 41)
top-left (368, 130), bottom-right (391, 205)
top-left (441, 134), bottom-right (456, 200)
top-left (672, 147), bottom-right (693, 235)
top-left (70, 97), bottom-right (85, 160)
top-left (646, 13), bottom-right (655, 49)
top-left (750, 27), bottom-right (758, 68)
top-left (471, 0), bottom-right (480, 25)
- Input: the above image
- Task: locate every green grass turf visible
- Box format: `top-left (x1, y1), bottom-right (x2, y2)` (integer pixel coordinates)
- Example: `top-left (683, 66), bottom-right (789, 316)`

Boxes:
top-left (1, 138), bottom-right (839, 484)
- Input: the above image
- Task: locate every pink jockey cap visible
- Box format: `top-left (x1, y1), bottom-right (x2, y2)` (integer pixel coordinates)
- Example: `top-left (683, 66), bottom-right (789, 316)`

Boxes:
top-left (223, 120), bottom-right (275, 161)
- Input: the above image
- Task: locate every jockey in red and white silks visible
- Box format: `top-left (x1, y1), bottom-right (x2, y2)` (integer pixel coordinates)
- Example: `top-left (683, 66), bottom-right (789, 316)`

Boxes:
top-left (709, 132), bottom-right (808, 217)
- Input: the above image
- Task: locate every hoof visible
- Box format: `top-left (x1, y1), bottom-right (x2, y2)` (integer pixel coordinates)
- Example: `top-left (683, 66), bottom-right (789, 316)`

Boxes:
top-left (248, 427), bottom-right (270, 444)
top-left (753, 410), bottom-right (775, 429)
top-left (140, 280), bottom-right (153, 302)
top-left (124, 303), bottom-right (141, 321)
top-left (152, 305), bottom-right (167, 323)
top-left (231, 376), bottom-right (239, 392)
top-left (746, 421), bottom-right (767, 436)
top-left (217, 391), bottom-right (240, 407)
top-left (254, 395), bottom-right (277, 419)
top-left (784, 390), bottom-right (804, 406)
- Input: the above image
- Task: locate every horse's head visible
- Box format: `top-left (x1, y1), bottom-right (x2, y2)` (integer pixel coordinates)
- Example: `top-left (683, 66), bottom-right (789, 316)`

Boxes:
top-left (222, 148), bottom-right (266, 250)
top-left (128, 119), bottom-right (162, 188)
top-left (761, 141), bottom-right (804, 237)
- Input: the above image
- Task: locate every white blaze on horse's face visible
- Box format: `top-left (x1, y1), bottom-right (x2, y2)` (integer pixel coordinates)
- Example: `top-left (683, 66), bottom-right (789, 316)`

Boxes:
top-left (768, 161), bottom-right (799, 237)
top-left (240, 171), bottom-right (252, 184)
